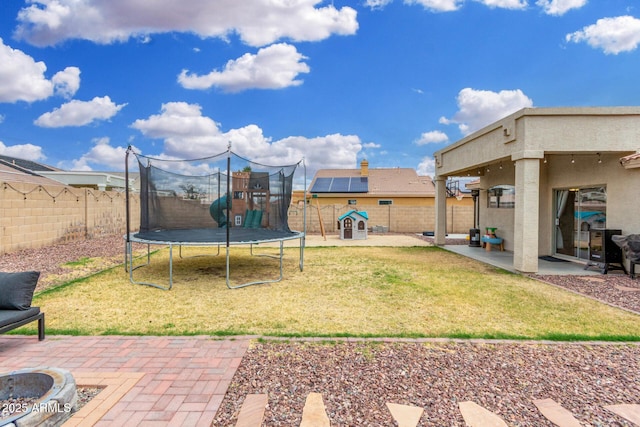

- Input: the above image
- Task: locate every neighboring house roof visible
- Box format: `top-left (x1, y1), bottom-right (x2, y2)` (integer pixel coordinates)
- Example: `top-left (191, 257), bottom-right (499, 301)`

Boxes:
top-left (310, 161), bottom-right (435, 197)
top-left (0, 154), bottom-right (60, 173)
top-left (0, 154), bottom-right (136, 190)
top-left (338, 210), bottom-right (369, 221)
top-left (38, 170), bottom-right (129, 190)
top-left (0, 163), bottom-right (65, 186)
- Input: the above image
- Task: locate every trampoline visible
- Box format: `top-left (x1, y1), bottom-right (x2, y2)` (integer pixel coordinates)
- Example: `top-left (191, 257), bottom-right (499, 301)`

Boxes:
top-left (124, 146), bottom-right (306, 290)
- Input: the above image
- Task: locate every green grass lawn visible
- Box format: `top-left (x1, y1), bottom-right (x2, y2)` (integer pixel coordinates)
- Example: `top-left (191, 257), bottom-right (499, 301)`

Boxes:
top-left (21, 246), bottom-right (640, 340)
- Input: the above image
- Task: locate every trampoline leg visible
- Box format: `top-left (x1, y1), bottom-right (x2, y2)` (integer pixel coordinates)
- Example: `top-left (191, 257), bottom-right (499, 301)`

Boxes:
top-left (168, 245), bottom-right (174, 290)
top-left (299, 235), bottom-right (305, 271)
top-left (125, 239), bottom-right (130, 272)
top-left (278, 240), bottom-right (284, 279)
top-left (225, 246), bottom-right (231, 289)
top-left (226, 241), bottom-right (285, 289)
top-left (128, 243), bottom-right (173, 291)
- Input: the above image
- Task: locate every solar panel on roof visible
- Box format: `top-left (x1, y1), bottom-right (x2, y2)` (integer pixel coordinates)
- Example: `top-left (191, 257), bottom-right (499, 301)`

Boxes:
top-left (330, 177), bottom-right (350, 192)
top-left (349, 177), bottom-right (368, 192)
top-left (311, 176), bottom-right (368, 193)
top-left (310, 177), bottom-right (332, 192)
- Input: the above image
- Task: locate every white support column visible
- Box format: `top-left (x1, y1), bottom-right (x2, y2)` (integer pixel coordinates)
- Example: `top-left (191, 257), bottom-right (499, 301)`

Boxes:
top-left (513, 158), bottom-right (540, 273)
top-left (434, 176), bottom-right (447, 246)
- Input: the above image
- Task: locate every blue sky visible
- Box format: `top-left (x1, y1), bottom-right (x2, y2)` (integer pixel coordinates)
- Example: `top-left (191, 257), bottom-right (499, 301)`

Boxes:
top-left (1, 0), bottom-right (640, 180)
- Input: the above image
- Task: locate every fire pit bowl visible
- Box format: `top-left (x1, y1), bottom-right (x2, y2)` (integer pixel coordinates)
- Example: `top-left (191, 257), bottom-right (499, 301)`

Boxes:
top-left (0, 367), bottom-right (77, 426)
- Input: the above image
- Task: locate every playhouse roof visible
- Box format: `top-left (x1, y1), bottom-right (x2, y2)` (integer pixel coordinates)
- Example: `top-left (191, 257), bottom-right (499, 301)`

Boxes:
top-left (338, 210), bottom-right (368, 221)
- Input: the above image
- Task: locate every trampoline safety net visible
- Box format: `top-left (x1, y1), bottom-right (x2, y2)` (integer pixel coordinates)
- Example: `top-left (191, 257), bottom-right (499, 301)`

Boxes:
top-left (124, 147), bottom-right (305, 290)
top-left (133, 150), bottom-right (299, 239)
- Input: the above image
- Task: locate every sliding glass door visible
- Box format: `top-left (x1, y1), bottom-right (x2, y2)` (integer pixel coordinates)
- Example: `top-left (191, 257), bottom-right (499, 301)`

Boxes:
top-left (555, 186), bottom-right (606, 260)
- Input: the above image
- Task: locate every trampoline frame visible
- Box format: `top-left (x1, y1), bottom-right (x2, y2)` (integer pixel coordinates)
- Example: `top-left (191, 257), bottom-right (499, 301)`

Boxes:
top-left (124, 146), bottom-right (307, 290)
top-left (124, 231), bottom-right (305, 290)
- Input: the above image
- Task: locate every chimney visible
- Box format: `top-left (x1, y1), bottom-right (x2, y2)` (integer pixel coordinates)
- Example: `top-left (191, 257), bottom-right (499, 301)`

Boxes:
top-left (360, 159), bottom-right (369, 177)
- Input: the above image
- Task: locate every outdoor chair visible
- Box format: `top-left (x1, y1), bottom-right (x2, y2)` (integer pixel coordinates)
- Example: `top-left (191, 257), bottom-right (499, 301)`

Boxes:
top-left (0, 271), bottom-right (44, 341)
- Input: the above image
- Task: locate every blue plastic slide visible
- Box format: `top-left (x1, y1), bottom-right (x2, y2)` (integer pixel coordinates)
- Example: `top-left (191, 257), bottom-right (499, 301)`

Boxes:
top-left (209, 194), bottom-right (231, 228)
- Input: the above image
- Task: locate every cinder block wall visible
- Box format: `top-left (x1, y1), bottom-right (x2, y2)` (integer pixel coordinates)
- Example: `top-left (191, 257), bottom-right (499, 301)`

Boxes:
top-left (1, 180), bottom-right (473, 254)
top-left (287, 203), bottom-right (473, 234)
top-left (1, 181), bottom-right (140, 254)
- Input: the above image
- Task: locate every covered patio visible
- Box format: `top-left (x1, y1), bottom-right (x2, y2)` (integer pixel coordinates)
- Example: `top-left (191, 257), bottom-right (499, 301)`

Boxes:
top-left (433, 107), bottom-right (640, 274)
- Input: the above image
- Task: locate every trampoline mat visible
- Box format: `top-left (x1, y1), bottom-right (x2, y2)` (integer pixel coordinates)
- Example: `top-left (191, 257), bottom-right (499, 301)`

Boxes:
top-left (132, 228), bottom-right (301, 244)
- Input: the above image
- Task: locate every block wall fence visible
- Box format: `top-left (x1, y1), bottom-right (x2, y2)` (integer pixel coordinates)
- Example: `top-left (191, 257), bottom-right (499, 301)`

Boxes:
top-left (287, 203), bottom-right (473, 235)
top-left (1, 181), bottom-right (473, 254)
top-left (1, 181), bottom-right (140, 255)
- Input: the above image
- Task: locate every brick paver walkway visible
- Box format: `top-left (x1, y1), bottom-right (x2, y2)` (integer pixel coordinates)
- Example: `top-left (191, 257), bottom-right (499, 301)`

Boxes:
top-left (0, 335), bottom-right (249, 426)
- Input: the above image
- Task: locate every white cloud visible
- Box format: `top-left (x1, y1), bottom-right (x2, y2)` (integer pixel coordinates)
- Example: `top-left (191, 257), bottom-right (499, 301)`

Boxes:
top-left (129, 101), bottom-right (361, 176)
top-left (440, 88), bottom-right (533, 135)
top-left (269, 134), bottom-right (361, 173)
top-left (415, 130), bottom-right (449, 145)
top-left (364, 0), bottom-right (394, 9)
top-left (405, 0), bottom-right (464, 12)
top-left (15, 0), bottom-right (358, 48)
top-left (363, 142), bottom-right (382, 148)
top-left (397, 0), bottom-right (526, 12)
top-left (64, 137), bottom-right (131, 171)
top-left (417, 157), bottom-right (435, 177)
top-left (178, 43), bottom-right (310, 93)
top-left (52, 66), bottom-right (81, 99)
top-left (473, 0), bottom-right (527, 9)
top-left (566, 16), bottom-right (640, 54)
top-left (0, 38), bottom-right (80, 103)
top-left (0, 141), bottom-right (46, 161)
top-left (130, 102), bottom-right (223, 158)
top-left (536, 0), bottom-right (587, 16)
top-left (34, 96), bottom-right (127, 127)
top-left (0, 37), bottom-right (54, 103)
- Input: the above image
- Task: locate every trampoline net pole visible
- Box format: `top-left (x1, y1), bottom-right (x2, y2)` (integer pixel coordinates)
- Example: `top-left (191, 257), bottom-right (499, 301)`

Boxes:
top-left (226, 147), bottom-right (231, 248)
top-left (125, 146), bottom-right (131, 270)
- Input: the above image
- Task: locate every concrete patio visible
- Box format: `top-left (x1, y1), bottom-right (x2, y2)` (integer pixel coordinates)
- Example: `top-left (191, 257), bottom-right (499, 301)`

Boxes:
top-left (442, 243), bottom-right (606, 276)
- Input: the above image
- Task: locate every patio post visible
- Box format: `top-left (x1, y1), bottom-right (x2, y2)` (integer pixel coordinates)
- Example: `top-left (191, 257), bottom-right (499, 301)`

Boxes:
top-left (434, 176), bottom-right (447, 245)
top-left (513, 155), bottom-right (542, 273)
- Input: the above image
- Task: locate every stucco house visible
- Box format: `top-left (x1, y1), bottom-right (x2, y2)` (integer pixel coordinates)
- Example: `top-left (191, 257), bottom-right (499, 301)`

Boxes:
top-left (433, 107), bottom-right (640, 274)
top-left (303, 159), bottom-right (474, 234)
top-left (309, 160), bottom-right (438, 207)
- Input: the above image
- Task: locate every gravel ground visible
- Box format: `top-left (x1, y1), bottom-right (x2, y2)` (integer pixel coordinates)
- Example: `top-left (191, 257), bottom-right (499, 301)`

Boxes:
top-left (214, 340), bottom-right (640, 426)
top-left (533, 273), bottom-right (640, 314)
top-left (2, 235), bottom-right (640, 426)
top-left (0, 235), bottom-right (146, 292)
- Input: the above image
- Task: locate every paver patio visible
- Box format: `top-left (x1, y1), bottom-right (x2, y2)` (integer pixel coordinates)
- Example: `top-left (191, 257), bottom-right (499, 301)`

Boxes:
top-left (0, 335), bottom-right (249, 426)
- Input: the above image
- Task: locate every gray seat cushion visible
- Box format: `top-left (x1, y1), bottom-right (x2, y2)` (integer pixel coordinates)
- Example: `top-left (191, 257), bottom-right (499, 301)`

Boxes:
top-left (0, 271), bottom-right (41, 310)
top-left (0, 307), bottom-right (41, 328)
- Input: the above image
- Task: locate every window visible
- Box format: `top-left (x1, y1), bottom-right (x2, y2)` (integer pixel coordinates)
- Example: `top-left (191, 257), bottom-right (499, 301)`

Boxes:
top-left (487, 185), bottom-right (515, 208)
top-left (358, 221), bottom-right (365, 230)
top-left (235, 215), bottom-right (242, 226)
top-left (378, 199), bottom-right (393, 205)
top-left (233, 191), bottom-right (243, 199)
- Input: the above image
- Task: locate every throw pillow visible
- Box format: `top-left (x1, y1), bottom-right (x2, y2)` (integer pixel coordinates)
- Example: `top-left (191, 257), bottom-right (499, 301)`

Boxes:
top-left (0, 271), bottom-right (41, 310)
